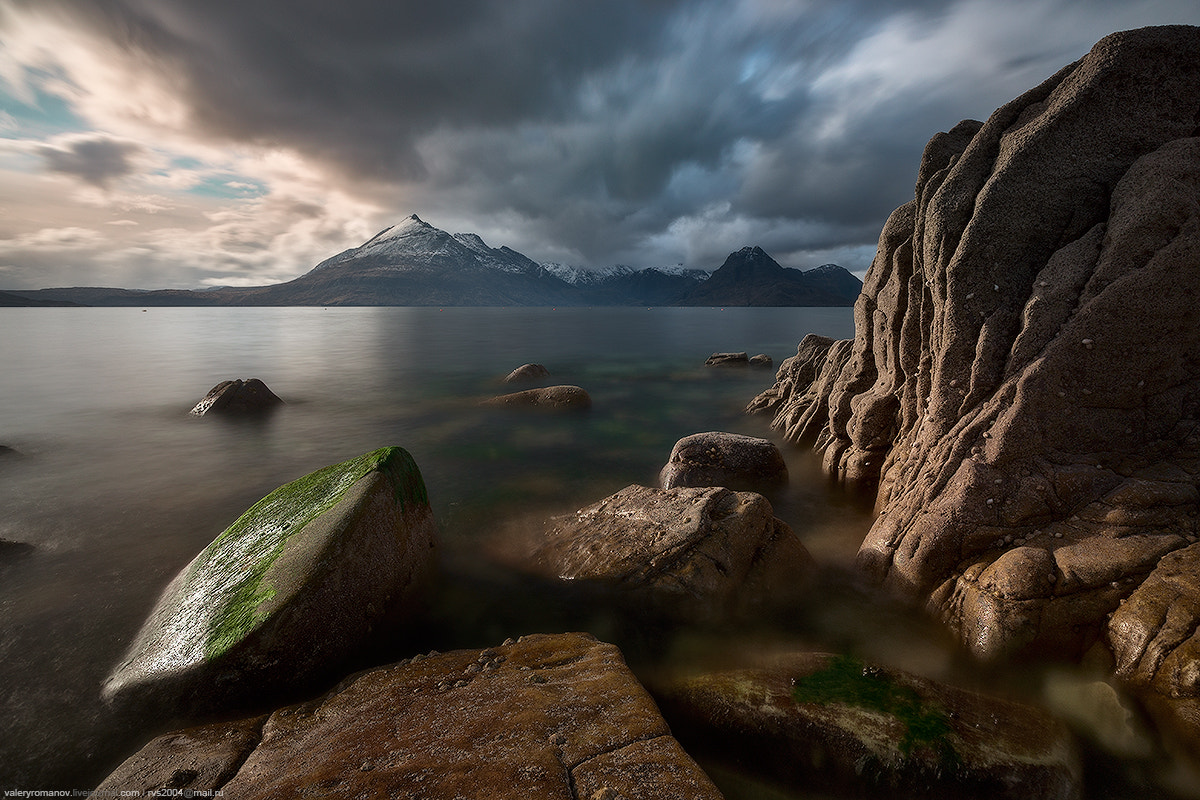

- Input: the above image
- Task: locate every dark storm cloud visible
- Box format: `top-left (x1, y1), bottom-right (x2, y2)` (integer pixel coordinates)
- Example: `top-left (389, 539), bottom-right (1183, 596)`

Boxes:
top-left (10, 0), bottom-right (1200, 271)
top-left (37, 135), bottom-right (142, 188)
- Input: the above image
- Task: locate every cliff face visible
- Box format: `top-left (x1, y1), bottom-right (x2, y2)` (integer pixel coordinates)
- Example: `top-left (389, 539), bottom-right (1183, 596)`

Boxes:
top-left (752, 25), bottom-right (1200, 687)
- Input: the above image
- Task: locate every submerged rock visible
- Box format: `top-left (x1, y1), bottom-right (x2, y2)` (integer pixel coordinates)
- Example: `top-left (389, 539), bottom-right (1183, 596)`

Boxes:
top-left (0, 538), bottom-right (34, 562)
top-left (530, 484), bottom-right (811, 620)
top-left (102, 446), bottom-right (437, 712)
top-left (660, 431), bottom-right (788, 495)
top-left (705, 352), bottom-right (749, 367)
top-left (481, 384), bottom-right (592, 410)
top-left (656, 653), bottom-right (1082, 800)
top-left (503, 363), bottom-right (551, 383)
top-left (189, 378), bottom-right (284, 416)
top-left (748, 354), bottom-right (773, 368)
top-left (98, 633), bottom-right (725, 799)
top-left (748, 26), bottom-right (1200, 673)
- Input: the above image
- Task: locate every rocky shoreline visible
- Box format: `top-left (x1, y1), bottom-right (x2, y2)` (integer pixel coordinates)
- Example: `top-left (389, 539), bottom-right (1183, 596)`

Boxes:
top-left (59, 24), bottom-right (1200, 799)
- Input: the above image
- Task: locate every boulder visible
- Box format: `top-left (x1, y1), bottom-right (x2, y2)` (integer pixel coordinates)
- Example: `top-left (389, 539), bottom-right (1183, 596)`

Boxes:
top-left (98, 633), bottom-right (725, 800)
top-left (705, 352), bottom-right (749, 367)
top-left (481, 384), bottom-right (592, 410)
top-left (659, 431), bottom-right (788, 495)
top-left (503, 363), bottom-right (551, 383)
top-left (530, 484), bottom-right (812, 620)
top-left (748, 26), bottom-right (1200, 671)
top-left (102, 446), bottom-right (438, 712)
top-left (748, 354), bottom-right (773, 368)
top-left (189, 379), bottom-right (284, 416)
top-left (656, 653), bottom-right (1082, 800)
top-left (0, 444), bottom-right (18, 457)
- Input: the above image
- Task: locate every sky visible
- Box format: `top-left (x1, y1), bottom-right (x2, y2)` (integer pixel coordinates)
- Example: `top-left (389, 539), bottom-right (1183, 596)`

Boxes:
top-left (1, 1), bottom-right (1198, 290)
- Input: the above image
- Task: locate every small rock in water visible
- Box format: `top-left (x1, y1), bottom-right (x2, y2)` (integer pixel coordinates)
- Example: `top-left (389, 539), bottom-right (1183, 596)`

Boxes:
top-left (660, 431), bottom-right (788, 495)
top-left (503, 363), bottom-right (551, 383)
top-left (705, 352), bottom-right (749, 367)
top-left (748, 354), bottom-right (773, 368)
top-left (189, 378), bottom-right (284, 416)
top-left (481, 385), bottom-right (591, 411)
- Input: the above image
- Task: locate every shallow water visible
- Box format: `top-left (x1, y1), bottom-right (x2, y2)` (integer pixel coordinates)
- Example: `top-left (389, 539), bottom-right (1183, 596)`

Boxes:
top-left (0, 307), bottom-right (1188, 796)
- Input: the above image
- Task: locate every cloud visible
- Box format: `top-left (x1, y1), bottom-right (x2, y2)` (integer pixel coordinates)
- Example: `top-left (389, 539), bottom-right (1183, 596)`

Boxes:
top-left (1, 0), bottom-right (1200, 289)
top-left (36, 135), bottom-right (143, 188)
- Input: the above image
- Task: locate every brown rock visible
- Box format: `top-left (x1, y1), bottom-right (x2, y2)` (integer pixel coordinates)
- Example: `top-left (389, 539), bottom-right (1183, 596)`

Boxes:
top-left (189, 378), bottom-right (283, 416)
top-left (748, 354), bottom-right (773, 368)
top-left (656, 653), bottom-right (1082, 800)
top-left (530, 484), bottom-right (812, 620)
top-left (659, 431), bottom-right (788, 495)
top-left (98, 633), bottom-right (725, 800)
top-left (481, 384), bottom-right (592, 410)
top-left (749, 26), bottom-right (1200, 665)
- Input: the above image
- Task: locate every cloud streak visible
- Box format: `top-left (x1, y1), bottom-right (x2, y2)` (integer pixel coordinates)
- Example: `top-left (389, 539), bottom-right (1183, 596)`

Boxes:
top-left (1, 0), bottom-right (1199, 288)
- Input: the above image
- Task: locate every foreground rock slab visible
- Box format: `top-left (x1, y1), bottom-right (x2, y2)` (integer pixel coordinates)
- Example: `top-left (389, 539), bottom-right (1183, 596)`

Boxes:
top-left (103, 446), bottom-right (437, 712)
top-left (481, 384), bottom-right (592, 410)
top-left (98, 633), bottom-right (725, 800)
top-left (660, 431), bottom-right (788, 495)
top-left (530, 484), bottom-right (811, 620)
top-left (657, 653), bottom-right (1082, 800)
top-left (189, 378), bottom-right (284, 416)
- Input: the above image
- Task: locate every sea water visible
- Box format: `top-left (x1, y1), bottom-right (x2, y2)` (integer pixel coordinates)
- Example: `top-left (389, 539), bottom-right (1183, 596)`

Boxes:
top-left (0, 307), bottom-right (1167, 796)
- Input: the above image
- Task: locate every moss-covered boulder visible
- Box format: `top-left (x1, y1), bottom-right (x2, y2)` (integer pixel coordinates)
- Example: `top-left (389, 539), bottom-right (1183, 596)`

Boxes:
top-left (656, 653), bottom-right (1082, 800)
top-left (103, 447), bottom-right (437, 712)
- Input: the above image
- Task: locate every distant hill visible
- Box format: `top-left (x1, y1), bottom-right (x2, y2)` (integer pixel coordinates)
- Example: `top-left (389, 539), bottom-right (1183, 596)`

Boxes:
top-left (0, 290), bottom-right (83, 307)
top-left (676, 246), bottom-right (858, 306)
top-left (3, 215), bottom-right (861, 307)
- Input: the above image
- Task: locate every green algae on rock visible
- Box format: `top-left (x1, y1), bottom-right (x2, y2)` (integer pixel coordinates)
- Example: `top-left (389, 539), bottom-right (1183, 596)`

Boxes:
top-left (656, 652), bottom-right (1082, 800)
top-left (103, 447), bottom-right (437, 712)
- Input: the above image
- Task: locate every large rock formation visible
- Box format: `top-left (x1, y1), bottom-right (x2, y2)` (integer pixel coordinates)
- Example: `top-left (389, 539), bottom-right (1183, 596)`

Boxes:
top-left (103, 447), bottom-right (437, 712)
top-left (749, 25), bottom-right (1200, 702)
top-left (98, 633), bottom-right (725, 799)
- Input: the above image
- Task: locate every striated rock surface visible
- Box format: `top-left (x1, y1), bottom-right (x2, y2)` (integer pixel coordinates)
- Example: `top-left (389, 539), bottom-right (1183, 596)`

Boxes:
top-left (481, 384), bottom-right (592, 410)
top-left (189, 378), bottom-right (283, 416)
top-left (530, 484), bottom-right (811, 620)
top-left (660, 431), bottom-right (788, 495)
top-left (656, 653), bottom-right (1082, 800)
top-left (103, 447), bottom-right (437, 712)
top-left (748, 24), bottom-right (1200, 676)
top-left (98, 633), bottom-right (725, 799)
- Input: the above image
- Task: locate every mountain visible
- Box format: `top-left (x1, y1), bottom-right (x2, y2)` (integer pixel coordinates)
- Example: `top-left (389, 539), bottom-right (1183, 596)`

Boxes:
top-left (675, 246), bottom-right (860, 306)
top-left (3, 216), bottom-right (860, 307)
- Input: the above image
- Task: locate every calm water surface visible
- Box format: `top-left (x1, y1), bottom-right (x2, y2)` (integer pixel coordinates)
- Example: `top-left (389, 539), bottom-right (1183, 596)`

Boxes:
top-left (0, 307), bottom-right (1177, 796)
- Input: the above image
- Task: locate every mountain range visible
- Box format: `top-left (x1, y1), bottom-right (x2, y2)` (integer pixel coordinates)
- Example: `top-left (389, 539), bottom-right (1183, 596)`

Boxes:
top-left (3, 215), bottom-right (861, 307)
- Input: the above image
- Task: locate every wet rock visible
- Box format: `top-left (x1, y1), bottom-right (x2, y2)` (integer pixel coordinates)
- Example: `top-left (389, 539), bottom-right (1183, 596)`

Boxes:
top-left (656, 653), bottom-right (1082, 800)
top-left (98, 633), bottom-right (725, 800)
top-left (503, 363), bottom-right (551, 383)
top-left (705, 352), bottom-right (749, 367)
top-left (481, 384), bottom-right (592, 410)
top-left (748, 354), bottom-right (773, 368)
top-left (748, 26), bottom-right (1200, 663)
top-left (530, 484), bottom-right (812, 620)
top-left (95, 715), bottom-right (267, 794)
top-left (189, 378), bottom-right (284, 416)
top-left (660, 431), bottom-right (788, 495)
top-left (0, 444), bottom-right (19, 457)
top-left (102, 446), bottom-right (438, 713)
